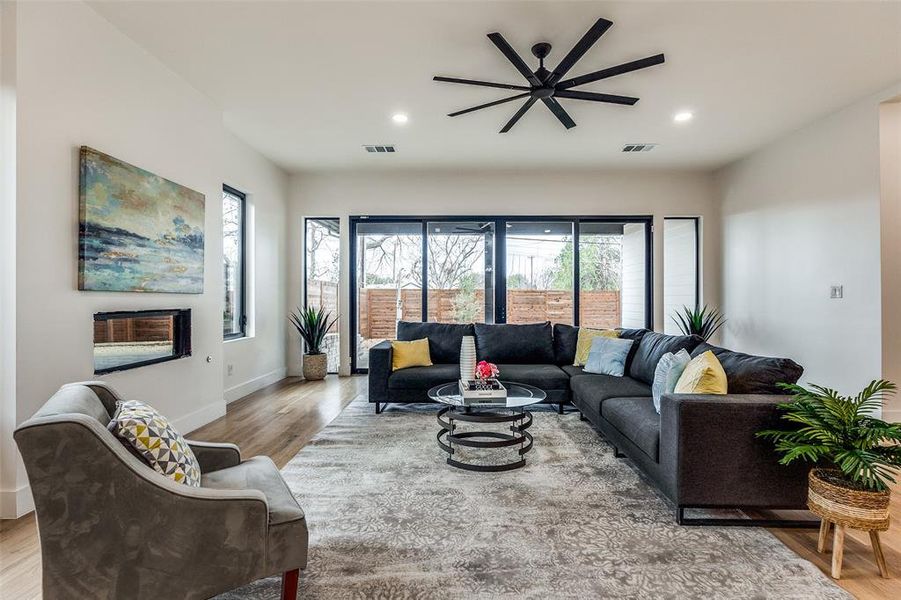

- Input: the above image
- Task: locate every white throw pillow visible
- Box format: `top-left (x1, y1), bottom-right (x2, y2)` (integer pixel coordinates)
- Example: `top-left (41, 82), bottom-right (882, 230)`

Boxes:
top-left (583, 336), bottom-right (634, 377)
top-left (651, 349), bottom-right (692, 413)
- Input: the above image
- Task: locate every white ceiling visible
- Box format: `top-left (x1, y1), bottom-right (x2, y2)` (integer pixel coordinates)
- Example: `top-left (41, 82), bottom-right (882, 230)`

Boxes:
top-left (89, 1), bottom-right (901, 172)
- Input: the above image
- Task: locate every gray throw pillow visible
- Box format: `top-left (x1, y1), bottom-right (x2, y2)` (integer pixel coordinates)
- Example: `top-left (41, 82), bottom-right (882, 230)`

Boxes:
top-left (583, 336), bottom-right (634, 376)
top-left (652, 349), bottom-right (692, 413)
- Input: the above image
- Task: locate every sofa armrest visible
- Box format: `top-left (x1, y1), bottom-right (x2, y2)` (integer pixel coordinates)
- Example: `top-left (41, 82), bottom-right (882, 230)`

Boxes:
top-left (188, 440), bottom-right (241, 473)
top-left (368, 340), bottom-right (393, 403)
top-left (659, 393), bottom-right (808, 508)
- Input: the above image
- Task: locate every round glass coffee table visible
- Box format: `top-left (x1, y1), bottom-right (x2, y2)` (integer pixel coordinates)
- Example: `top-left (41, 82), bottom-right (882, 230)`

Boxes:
top-left (428, 381), bottom-right (546, 472)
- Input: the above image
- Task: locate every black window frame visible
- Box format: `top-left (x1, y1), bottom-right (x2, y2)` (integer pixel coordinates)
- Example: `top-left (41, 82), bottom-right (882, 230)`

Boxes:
top-left (349, 215), bottom-right (654, 374)
top-left (303, 217), bottom-right (341, 374)
top-left (223, 184), bottom-right (247, 340)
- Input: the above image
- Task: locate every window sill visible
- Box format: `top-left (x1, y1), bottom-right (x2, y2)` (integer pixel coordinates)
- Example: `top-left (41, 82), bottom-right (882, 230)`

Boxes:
top-left (224, 334), bottom-right (254, 344)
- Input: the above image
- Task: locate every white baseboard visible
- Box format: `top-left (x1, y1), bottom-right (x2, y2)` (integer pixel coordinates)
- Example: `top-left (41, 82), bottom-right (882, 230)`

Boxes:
top-left (224, 367), bottom-right (287, 404)
top-left (174, 401), bottom-right (226, 435)
top-left (0, 483), bottom-right (34, 520)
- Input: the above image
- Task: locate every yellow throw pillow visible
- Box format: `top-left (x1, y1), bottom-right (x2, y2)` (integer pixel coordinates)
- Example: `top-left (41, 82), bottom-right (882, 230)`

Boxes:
top-left (574, 328), bottom-right (620, 366)
top-left (391, 338), bottom-right (432, 371)
top-left (674, 350), bottom-right (728, 394)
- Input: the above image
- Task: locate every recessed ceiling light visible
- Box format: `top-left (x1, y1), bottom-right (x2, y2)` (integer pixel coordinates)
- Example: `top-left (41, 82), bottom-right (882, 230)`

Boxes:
top-left (392, 113), bottom-right (409, 124)
top-left (673, 111), bottom-right (694, 123)
top-left (544, 229), bottom-right (552, 234)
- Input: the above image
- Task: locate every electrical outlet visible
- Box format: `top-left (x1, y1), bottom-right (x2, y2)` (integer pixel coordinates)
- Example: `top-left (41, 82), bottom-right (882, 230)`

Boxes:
top-left (227, 364), bottom-right (234, 376)
top-left (830, 285), bottom-right (843, 299)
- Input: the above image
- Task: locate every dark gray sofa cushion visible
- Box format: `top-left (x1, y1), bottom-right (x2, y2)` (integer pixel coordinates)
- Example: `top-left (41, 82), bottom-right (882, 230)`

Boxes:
top-left (396, 321), bottom-right (474, 364)
top-left (495, 364), bottom-right (569, 391)
top-left (561, 365), bottom-right (585, 378)
top-left (601, 397), bottom-right (660, 461)
top-left (569, 374), bottom-right (651, 418)
top-left (691, 343), bottom-right (803, 395)
top-left (616, 328), bottom-right (649, 374)
top-left (474, 322), bottom-right (554, 364)
top-left (388, 364), bottom-right (459, 390)
top-left (553, 323), bottom-right (579, 366)
top-left (629, 331), bottom-right (704, 385)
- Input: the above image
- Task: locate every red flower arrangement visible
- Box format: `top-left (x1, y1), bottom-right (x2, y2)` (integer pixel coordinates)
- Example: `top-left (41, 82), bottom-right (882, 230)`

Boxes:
top-left (474, 360), bottom-right (499, 380)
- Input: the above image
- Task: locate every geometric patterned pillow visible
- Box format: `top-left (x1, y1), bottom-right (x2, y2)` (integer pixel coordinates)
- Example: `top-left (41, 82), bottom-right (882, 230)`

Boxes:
top-left (108, 400), bottom-right (201, 487)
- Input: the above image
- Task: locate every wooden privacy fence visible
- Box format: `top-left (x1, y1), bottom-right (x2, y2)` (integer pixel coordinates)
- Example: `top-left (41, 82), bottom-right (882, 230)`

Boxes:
top-left (356, 287), bottom-right (621, 339)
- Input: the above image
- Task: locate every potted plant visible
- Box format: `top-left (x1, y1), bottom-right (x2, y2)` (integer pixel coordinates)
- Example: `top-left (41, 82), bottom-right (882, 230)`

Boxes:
top-left (758, 380), bottom-right (901, 534)
top-left (672, 304), bottom-right (725, 341)
top-left (289, 306), bottom-right (338, 381)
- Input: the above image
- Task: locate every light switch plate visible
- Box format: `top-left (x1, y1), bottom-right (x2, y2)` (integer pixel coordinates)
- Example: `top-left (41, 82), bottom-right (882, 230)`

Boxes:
top-left (830, 285), bottom-right (843, 299)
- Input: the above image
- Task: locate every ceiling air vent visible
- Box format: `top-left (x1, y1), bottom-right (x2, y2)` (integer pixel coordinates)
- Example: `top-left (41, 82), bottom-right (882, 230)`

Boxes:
top-left (363, 145), bottom-right (396, 153)
top-left (621, 143), bottom-right (657, 153)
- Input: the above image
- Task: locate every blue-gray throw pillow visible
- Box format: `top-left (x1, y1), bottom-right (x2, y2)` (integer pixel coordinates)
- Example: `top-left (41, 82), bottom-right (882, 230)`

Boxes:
top-left (583, 336), bottom-right (634, 376)
top-left (651, 349), bottom-right (692, 413)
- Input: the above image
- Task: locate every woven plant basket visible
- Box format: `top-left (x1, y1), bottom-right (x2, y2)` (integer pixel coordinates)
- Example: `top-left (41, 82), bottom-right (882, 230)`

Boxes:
top-left (808, 468), bottom-right (890, 531)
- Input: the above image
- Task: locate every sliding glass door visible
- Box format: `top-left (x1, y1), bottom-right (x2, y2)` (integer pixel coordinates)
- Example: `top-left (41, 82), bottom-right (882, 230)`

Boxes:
top-left (426, 221), bottom-right (495, 324)
top-left (351, 216), bottom-right (653, 372)
top-left (354, 221), bottom-right (422, 369)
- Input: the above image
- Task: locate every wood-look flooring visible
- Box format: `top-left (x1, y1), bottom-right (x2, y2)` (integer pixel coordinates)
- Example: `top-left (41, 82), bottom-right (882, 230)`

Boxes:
top-left (1, 375), bottom-right (898, 599)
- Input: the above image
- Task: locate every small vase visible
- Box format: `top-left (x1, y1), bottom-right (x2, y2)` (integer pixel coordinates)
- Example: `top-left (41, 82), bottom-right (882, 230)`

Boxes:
top-left (459, 336), bottom-right (476, 381)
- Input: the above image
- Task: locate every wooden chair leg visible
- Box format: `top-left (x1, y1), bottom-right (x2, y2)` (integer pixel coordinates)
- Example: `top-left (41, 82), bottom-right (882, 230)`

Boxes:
top-left (817, 519), bottom-right (831, 553)
top-left (831, 524), bottom-right (845, 579)
top-left (281, 569), bottom-right (299, 600)
top-left (870, 531), bottom-right (889, 578)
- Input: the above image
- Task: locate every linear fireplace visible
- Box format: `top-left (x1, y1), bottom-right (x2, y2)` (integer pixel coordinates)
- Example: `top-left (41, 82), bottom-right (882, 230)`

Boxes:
top-left (93, 309), bottom-right (192, 374)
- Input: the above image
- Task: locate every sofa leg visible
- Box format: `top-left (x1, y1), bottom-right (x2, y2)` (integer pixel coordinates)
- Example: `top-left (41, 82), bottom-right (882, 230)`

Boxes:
top-left (578, 411), bottom-right (586, 421)
top-left (613, 446), bottom-right (625, 458)
top-left (558, 403), bottom-right (564, 415)
top-left (375, 402), bottom-right (382, 414)
top-left (281, 569), bottom-right (299, 600)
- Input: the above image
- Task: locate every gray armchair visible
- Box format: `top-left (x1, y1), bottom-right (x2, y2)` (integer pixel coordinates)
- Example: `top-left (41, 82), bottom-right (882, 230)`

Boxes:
top-left (14, 381), bottom-right (307, 600)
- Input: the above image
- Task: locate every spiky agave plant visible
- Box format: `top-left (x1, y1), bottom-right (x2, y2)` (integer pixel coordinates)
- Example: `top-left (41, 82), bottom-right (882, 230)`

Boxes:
top-left (757, 380), bottom-right (901, 491)
top-left (672, 304), bottom-right (725, 341)
top-left (289, 306), bottom-right (338, 355)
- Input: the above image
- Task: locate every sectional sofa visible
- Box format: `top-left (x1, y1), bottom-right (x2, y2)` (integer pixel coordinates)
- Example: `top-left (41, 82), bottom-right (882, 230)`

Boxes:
top-left (369, 321), bottom-right (812, 525)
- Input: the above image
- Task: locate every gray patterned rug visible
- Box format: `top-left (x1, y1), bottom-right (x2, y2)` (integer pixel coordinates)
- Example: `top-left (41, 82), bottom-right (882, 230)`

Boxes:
top-left (221, 400), bottom-right (848, 599)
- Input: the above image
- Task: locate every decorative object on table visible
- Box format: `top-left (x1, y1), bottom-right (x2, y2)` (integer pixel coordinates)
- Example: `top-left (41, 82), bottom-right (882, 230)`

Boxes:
top-left (673, 350), bottom-right (728, 394)
top-left (78, 146), bottom-right (205, 293)
top-left (573, 327), bottom-right (619, 366)
top-left (459, 335), bottom-right (477, 380)
top-left (583, 336), bottom-right (633, 376)
top-left (474, 360), bottom-right (499, 380)
top-left (290, 306), bottom-right (338, 380)
top-left (389, 338), bottom-right (433, 371)
top-left (459, 378), bottom-right (507, 403)
top-left (651, 349), bottom-right (691, 413)
top-left (672, 304), bottom-right (726, 341)
top-left (758, 379), bottom-right (901, 579)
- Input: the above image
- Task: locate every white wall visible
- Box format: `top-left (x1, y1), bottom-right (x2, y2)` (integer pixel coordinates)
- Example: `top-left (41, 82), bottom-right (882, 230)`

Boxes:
top-left (222, 132), bottom-right (289, 403)
top-left (880, 99), bottom-right (901, 421)
top-left (288, 170), bottom-right (720, 375)
top-left (718, 82), bottom-right (901, 410)
top-left (2, 1), bottom-right (288, 518)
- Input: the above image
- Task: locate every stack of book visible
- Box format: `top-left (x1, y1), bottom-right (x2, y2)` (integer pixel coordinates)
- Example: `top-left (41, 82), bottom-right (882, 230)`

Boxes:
top-left (458, 379), bottom-right (507, 404)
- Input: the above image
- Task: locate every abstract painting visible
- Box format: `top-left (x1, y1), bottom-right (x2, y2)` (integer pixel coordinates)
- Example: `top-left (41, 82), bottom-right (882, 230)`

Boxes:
top-left (79, 146), bottom-right (205, 293)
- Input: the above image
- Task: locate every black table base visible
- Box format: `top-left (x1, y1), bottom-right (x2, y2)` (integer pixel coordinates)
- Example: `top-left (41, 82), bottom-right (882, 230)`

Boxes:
top-left (436, 406), bottom-right (534, 472)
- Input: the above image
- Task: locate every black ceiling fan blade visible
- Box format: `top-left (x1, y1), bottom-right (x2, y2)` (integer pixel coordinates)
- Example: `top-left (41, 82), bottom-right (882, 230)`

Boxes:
top-left (555, 90), bottom-right (638, 105)
top-left (556, 53), bottom-right (665, 89)
top-left (541, 97), bottom-right (576, 129)
top-left (447, 92), bottom-right (531, 117)
top-left (487, 32), bottom-right (542, 86)
top-left (547, 18), bottom-right (613, 86)
top-left (433, 76), bottom-right (530, 92)
top-left (499, 97), bottom-right (538, 133)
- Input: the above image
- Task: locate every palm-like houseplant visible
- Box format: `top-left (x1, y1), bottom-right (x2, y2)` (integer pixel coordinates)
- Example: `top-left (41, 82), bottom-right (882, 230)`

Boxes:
top-left (672, 304), bottom-right (725, 341)
top-left (289, 306), bottom-right (338, 380)
top-left (758, 380), bottom-right (901, 568)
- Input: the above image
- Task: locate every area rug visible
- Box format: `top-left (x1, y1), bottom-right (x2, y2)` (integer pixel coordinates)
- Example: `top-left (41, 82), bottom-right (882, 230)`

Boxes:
top-left (221, 401), bottom-right (848, 599)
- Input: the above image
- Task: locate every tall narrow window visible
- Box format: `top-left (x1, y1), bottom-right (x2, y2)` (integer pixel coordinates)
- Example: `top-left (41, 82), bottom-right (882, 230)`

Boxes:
top-left (305, 218), bottom-right (341, 372)
top-left (663, 217), bottom-right (699, 334)
top-left (223, 185), bottom-right (246, 339)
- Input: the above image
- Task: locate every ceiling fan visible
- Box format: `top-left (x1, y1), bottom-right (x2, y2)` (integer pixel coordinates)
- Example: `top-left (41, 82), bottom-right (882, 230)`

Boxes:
top-left (433, 18), bottom-right (665, 133)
